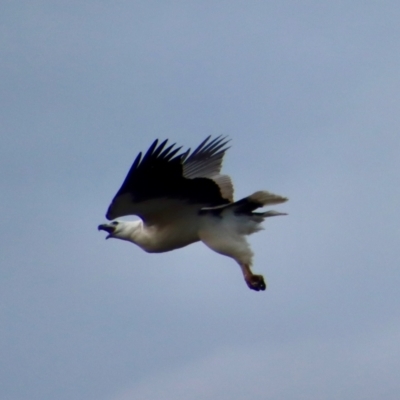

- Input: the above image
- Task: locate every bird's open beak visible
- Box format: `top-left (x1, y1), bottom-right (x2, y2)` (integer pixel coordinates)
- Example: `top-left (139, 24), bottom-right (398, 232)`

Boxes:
top-left (98, 223), bottom-right (115, 239)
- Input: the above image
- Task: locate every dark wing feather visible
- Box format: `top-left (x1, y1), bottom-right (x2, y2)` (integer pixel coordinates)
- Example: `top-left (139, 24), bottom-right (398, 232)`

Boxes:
top-left (183, 135), bottom-right (234, 201)
top-left (106, 138), bottom-right (230, 220)
top-left (183, 135), bottom-right (230, 178)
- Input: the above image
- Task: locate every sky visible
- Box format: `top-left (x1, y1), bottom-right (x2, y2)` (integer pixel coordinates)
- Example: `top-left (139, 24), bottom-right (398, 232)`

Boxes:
top-left (1, 1), bottom-right (400, 399)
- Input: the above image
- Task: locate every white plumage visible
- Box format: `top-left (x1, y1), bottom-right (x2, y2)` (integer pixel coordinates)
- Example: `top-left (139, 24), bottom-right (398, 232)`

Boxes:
top-left (98, 136), bottom-right (287, 291)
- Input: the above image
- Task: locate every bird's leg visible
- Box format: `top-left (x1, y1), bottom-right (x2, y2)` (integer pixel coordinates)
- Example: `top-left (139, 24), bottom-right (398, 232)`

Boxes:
top-left (239, 263), bottom-right (266, 291)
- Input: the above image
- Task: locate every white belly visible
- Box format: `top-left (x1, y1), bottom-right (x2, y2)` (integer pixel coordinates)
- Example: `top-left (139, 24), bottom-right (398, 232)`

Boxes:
top-left (135, 222), bottom-right (200, 253)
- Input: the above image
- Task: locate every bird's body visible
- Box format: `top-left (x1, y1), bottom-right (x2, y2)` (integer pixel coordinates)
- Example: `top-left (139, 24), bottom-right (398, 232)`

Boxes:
top-left (98, 136), bottom-right (287, 291)
top-left (113, 209), bottom-right (199, 253)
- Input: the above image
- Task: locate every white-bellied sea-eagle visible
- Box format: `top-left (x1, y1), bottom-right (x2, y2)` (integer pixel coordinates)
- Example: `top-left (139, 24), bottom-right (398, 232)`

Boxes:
top-left (98, 136), bottom-right (287, 291)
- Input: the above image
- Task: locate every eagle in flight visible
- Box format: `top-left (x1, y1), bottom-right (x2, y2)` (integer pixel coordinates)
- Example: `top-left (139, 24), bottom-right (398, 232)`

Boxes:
top-left (98, 136), bottom-right (287, 291)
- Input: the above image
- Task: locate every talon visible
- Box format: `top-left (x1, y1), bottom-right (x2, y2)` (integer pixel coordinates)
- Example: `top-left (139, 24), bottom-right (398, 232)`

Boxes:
top-left (245, 274), bottom-right (266, 291)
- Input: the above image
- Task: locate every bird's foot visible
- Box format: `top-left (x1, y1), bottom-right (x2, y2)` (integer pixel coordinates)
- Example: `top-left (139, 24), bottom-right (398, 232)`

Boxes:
top-left (245, 274), bottom-right (266, 291)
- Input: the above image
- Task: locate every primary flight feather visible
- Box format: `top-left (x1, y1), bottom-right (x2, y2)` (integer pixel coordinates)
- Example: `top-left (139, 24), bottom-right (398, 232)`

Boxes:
top-left (98, 136), bottom-right (287, 291)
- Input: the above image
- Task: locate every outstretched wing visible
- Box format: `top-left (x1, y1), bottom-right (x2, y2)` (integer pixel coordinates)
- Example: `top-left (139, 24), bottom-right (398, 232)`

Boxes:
top-left (105, 137), bottom-right (232, 221)
top-left (183, 136), bottom-right (234, 201)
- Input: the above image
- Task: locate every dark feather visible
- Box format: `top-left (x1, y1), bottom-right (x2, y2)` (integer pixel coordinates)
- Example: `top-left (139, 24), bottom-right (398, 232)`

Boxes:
top-left (106, 137), bottom-right (231, 220)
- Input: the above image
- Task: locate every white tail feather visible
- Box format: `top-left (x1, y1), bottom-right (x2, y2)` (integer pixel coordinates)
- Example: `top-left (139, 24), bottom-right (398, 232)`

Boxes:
top-left (248, 191), bottom-right (288, 206)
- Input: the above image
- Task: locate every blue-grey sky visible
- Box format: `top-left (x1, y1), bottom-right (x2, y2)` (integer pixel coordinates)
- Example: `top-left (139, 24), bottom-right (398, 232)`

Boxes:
top-left (1, 2), bottom-right (400, 399)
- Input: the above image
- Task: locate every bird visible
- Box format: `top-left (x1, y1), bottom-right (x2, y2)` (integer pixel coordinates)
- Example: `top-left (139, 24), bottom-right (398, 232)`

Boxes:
top-left (98, 136), bottom-right (287, 291)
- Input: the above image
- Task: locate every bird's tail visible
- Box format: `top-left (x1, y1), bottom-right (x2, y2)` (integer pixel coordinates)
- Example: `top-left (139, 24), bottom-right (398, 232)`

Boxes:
top-left (200, 190), bottom-right (288, 220)
top-left (231, 191), bottom-right (287, 212)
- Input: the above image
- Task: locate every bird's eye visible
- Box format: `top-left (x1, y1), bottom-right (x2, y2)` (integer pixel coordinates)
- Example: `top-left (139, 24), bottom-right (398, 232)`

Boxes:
top-left (112, 221), bottom-right (119, 225)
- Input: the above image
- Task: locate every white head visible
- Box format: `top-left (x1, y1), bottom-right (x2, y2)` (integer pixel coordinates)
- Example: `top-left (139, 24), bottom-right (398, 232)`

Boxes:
top-left (98, 220), bottom-right (141, 242)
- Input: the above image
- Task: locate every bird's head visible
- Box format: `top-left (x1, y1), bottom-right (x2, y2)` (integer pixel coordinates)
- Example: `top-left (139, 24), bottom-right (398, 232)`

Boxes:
top-left (98, 220), bottom-right (141, 241)
top-left (98, 221), bottom-right (121, 239)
